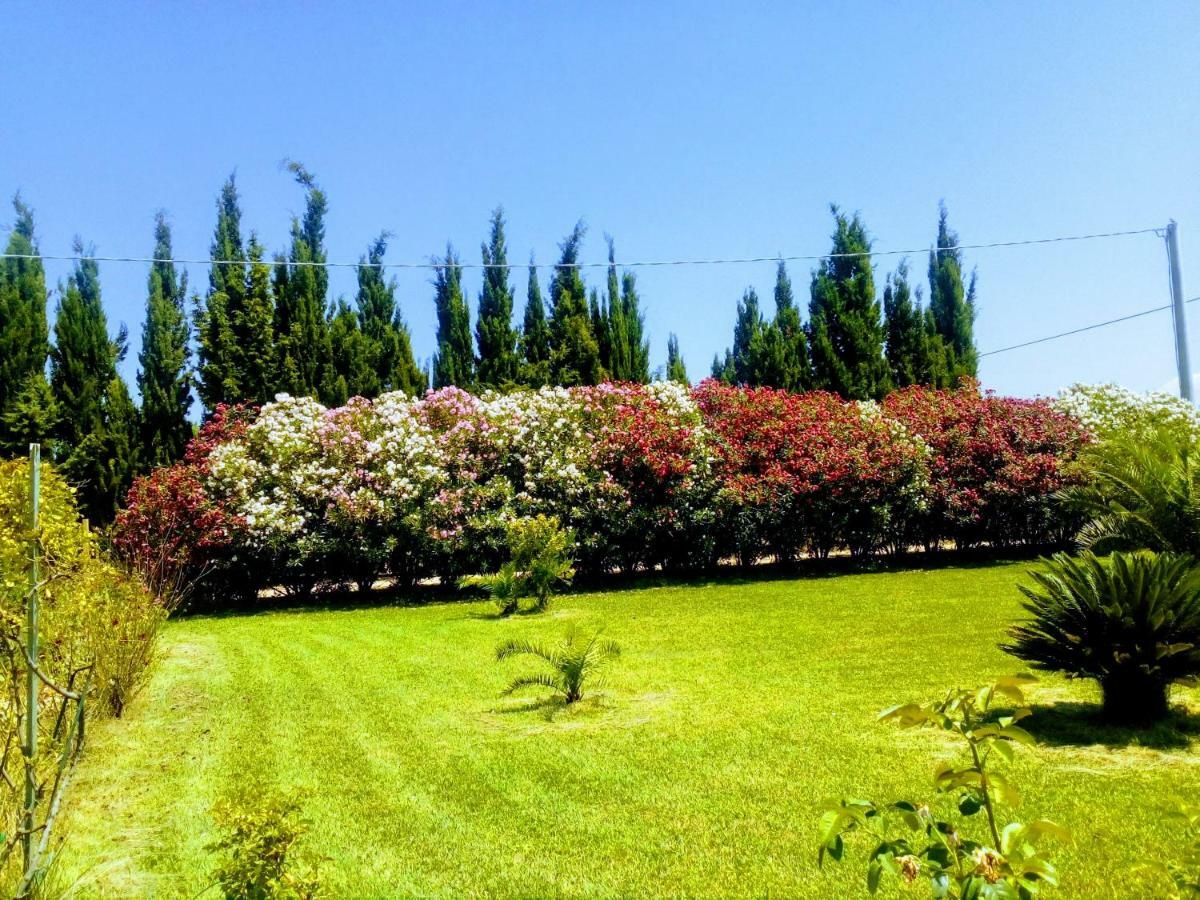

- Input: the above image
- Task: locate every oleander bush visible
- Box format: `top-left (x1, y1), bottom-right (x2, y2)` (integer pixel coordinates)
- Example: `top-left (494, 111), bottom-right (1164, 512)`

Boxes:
top-left (115, 381), bottom-right (1089, 608)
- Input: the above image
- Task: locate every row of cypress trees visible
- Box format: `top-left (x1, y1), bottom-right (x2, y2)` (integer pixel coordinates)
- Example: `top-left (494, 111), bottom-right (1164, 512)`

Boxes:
top-left (711, 204), bottom-right (978, 400)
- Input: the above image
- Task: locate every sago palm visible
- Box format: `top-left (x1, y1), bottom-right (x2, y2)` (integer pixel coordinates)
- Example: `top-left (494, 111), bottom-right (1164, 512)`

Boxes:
top-left (1004, 551), bottom-right (1200, 724)
top-left (1061, 427), bottom-right (1200, 556)
top-left (495, 627), bottom-right (621, 704)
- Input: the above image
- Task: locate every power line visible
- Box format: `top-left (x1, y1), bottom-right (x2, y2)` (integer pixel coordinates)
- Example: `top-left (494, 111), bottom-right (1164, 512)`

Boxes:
top-left (0, 226), bottom-right (1163, 271)
top-left (979, 296), bottom-right (1200, 358)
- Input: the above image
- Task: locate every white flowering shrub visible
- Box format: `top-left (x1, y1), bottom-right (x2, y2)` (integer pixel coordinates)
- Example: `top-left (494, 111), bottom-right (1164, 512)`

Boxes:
top-left (1056, 383), bottom-right (1200, 445)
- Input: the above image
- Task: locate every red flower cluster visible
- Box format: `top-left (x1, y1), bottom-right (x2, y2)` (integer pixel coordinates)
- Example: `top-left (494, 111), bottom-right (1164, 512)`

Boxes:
top-left (882, 382), bottom-right (1089, 548)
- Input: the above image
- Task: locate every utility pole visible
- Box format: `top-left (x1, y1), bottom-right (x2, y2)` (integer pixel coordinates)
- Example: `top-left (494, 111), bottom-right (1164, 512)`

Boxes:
top-left (1166, 221), bottom-right (1192, 402)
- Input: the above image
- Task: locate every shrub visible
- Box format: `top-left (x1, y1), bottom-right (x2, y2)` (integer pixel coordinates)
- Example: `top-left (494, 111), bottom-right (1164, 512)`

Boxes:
top-left (884, 381), bottom-right (1089, 549)
top-left (819, 675), bottom-right (1068, 897)
top-left (1059, 424), bottom-right (1200, 556)
top-left (460, 515), bottom-right (575, 615)
top-left (1147, 801), bottom-right (1200, 897)
top-left (1004, 551), bottom-right (1200, 724)
top-left (495, 626), bottom-right (621, 704)
top-left (0, 456), bottom-right (165, 890)
top-left (208, 786), bottom-right (321, 900)
top-left (1057, 382), bottom-right (1200, 447)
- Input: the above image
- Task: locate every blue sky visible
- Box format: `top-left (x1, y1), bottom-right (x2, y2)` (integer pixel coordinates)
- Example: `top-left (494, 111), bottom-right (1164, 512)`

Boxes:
top-left (1, 1), bottom-right (1196, 400)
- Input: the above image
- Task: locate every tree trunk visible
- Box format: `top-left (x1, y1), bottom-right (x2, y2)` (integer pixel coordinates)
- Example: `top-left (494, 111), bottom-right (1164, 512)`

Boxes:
top-left (1100, 673), bottom-right (1170, 725)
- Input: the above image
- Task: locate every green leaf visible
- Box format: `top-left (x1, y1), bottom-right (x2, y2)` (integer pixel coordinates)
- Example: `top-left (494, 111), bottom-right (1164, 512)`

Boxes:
top-left (867, 859), bottom-right (882, 895)
top-left (959, 793), bottom-right (982, 816)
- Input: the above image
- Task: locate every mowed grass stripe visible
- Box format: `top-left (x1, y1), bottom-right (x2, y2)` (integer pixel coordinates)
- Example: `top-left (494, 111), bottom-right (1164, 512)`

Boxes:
top-left (56, 562), bottom-right (1200, 897)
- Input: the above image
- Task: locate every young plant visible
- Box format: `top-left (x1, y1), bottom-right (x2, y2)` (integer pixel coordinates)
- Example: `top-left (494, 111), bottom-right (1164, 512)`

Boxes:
top-left (1147, 802), bottom-right (1200, 897)
top-left (1004, 551), bottom-right (1200, 724)
top-left (818, 675), bottom-right (1069, 898)
top-left (495, 626), bottom-right (620, 704)
top-left (460, 515), bottom-right (575, 615)
top-left (207, 787), bottom-right (322, 900)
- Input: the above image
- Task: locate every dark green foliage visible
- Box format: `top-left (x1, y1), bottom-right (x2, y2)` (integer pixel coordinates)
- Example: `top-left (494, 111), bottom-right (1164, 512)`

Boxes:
top-left (196, 175), bottom-right (247, 413)
top-left (495, 625), bottom-right (620, 704)
top-left (475, 208), bottom-right (520, 388)
top-left (746, 261), bottom-right (811, 391)
top-left (234, 236), bottom-right (277, 405)
top-left (0, 196), bottom-right (49, 447)
top-left (519, 257), bottom-right (551, 387)
top-left (50, 246), bottom-right (137, 521)
top-left (1006, 551), bottom-right (1200, 724)
top-left (928, 202), bottom-right (978, 381)
top-left (548, 222), bottom-right (605, 386)
top-left (137, 213), bottom-right (192, 469)
top-left (431, 244), bottom-right (475, 389)
top-left (807, 207), bottom-right (890, 400)
top-left (882, 260), bottom-right (934, 389)
top-left (711, 349), bottom-right (735, 384)
top-left (666, 333), bottom-right (688, 385)
top-left (325, 298), bottom-right (373, 404)
top-left (0, 372), bottom-right (58, 454)
top-left (731, 287), bottom-right (764, 385)
top-left (273, 163), bottom-right (334, 402)
top-left (1061, 425), bottom-right (1200, 556)
top-left (356, 233), bottom-right (425, 397)
top-left (618, 270), bottom-right (650, 383)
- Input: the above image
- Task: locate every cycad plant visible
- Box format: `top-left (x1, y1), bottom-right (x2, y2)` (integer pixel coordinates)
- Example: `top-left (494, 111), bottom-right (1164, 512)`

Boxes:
top-left (461, 515), bottom-right (575, 616)
top-left (1004, 551), bottom-right (1200, 724)
top-left (1061, 426), bottom-right (1200, 555)
top-left (495, 627), bottom-right (621, 704)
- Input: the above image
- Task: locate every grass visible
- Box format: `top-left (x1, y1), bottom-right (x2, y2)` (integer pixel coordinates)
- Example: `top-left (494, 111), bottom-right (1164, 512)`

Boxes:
top-left (54, 560), bottom-right (1200, 897)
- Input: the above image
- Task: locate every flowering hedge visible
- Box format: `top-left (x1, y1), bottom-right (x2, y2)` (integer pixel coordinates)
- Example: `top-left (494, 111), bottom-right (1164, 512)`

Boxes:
top-left (114, 381), bottom-right (1090, 607)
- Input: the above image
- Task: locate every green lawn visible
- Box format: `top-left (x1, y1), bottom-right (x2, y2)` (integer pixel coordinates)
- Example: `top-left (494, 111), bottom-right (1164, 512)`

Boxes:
top-left (56, 561), bottom-right (1199, 897)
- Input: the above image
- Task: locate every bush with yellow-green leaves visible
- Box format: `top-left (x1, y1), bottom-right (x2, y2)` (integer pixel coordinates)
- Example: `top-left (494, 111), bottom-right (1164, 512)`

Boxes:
top-left (0, 457), bottom-right (167, 889)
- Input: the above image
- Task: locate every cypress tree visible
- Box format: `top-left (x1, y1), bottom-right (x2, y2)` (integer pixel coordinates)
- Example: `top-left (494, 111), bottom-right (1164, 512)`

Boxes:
top-left (0, 373), bottom-right (58, 455)
top-left (547, 222), bottom-right (605, 386)
top-left (882, 260), bottom-right (929, 389)
top-left (807, 207), bottom-right (890, 400)
top-left (665, 333), bottom-right (688, 385)
top-left (475, 208), bottom-right (520, 388)
top-left (602, 238), bottom-right (628, 380)
top-left (273, 162), bottom-right (333, 401)
top-left (711, 350), bottom-right (735, 384)
top-left (620, 270), bottom-right (650, 383)
top-left (196, 176), bottom-right (246, 413)
top-left (50, 244), bottom-right (136, 521)
top-left (731, 287), bottom-right (764, 385)
top-left (326, 298), bottom-right (373, 403)
top-left (0, 196), bottom-right (50, 445)
top-left (519, 256), bottom-right (551, 387)
top-left (356, 233), bottom-right (424, 396)
top-left (752, 261), bottom-right (811, 391)
top-left (927, 202), bottom-right (978, 381)
top-left (234, 235), bottom-right (276, 404)
top-left (137, 213), bottom-right (192, 469)
top-left (431, 245), bottom-right (474, 389)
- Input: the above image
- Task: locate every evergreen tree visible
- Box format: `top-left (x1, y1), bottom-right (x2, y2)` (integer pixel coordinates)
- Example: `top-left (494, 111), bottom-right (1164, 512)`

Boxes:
top-left (882, 260), bottom-right (929, 389)
top-left (711, 350), bottom-right (735, 384)
top-left (807, 207), bottom-right (890, 400)
top-left (137, 213), bottom-right (192, 469)
top-left (325, 298), bottom-right (373, 404)
top-left (731, 287), bottom-right (764, 385)
top-left (620, 269), bottom-right (650, 383)
top-left (0, 196), bottom-right (49, 446)
top-left (0, 372), bottom-right (58, 455)
top-left (665, 333), bottom-right (688, 385)
top-left (356, 233), bottom-right (424, 397)
top-left (273, 162), bottom-right (334, 401)
top-left (602, 238), bottom-right (628, 379)
top-left (519, 256), bottom-right (551, 386)
top-left (753, 261), bottom-right (811, 391)
top-left (475, 208), bottom-right (520, 388)
top-left (547, 222), bottom-right (605, 386)
top-left (924, 304), bottom-right (953, 388)
top-left (234, 235), bottom-right (276, 404)
top-left (431, 245), bottom-right (475, 389)
top-left (50, 245), bottom-right (136, 521)
top-left (927, 202), bottom-right (978, 381)
top-left (196, 175), bottom-right (246, 413)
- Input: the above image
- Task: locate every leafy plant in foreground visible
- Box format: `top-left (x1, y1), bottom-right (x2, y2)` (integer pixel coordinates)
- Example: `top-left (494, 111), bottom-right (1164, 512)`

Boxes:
top-left (461, 515), bottom-right (575, 615)
top-left (207, 787), bottom-right (322, 899)
top-left (495, 626), bottom-right (620, 704)
top-left (818, 675), bottom-right (1068, 898)
top-left (1004, 550), bottom-right (1200, 725)
top-left (1146, 801), bottom-right (1200, 897)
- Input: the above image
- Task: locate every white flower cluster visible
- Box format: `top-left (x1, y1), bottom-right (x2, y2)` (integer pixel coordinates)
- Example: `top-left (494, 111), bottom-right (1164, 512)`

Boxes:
top-left (1056, 383), bottom-right (1200, 443)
